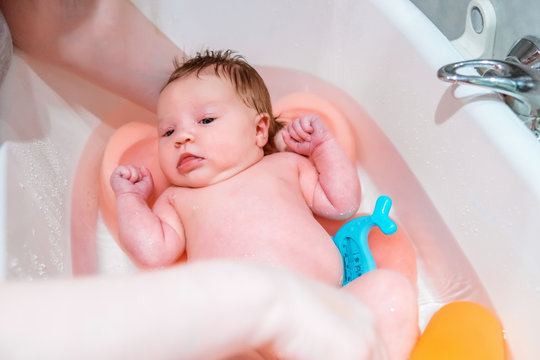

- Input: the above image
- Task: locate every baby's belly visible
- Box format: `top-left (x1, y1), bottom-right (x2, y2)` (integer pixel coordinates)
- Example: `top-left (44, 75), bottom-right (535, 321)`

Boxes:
top-left (276, 238), bottom-right (344, 286)
top-left (179, 176), bottom-right (346, 286)
top-left (186, 225), bottom-right (344, 286)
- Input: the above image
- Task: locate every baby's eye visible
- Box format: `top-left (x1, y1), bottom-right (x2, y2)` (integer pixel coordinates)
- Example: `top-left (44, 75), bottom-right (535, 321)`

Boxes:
top-left (163, 129), bottom-right (174, 137)
top-left (199, 117), bottom-right (215, 125)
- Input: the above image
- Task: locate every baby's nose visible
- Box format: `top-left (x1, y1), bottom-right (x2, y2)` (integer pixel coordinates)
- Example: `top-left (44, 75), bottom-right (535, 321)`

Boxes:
top-left (174, 129), bottom-right (194, 146)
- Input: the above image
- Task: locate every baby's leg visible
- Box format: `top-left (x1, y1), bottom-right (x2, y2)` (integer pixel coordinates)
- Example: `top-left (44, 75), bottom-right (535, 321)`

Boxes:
top-left (344, 269), bottom-right (419, 360)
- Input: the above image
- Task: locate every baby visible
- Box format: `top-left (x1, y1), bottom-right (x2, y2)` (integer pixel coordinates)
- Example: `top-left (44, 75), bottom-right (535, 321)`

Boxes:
top-left (111, 50), bottom-right (417, 359)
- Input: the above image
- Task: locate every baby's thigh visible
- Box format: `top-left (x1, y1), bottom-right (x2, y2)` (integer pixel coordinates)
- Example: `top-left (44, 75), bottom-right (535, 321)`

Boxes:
top-left (343, 269), bottom-right (418, 360)
top-left (344, 269), bottom-right (416, 308)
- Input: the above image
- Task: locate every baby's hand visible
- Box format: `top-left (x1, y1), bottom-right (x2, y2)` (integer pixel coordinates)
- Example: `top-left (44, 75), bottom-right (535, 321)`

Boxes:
top-left (281, 114), bottom-right (332, 157)
top-left (110, 165), bottom-right (154, 200)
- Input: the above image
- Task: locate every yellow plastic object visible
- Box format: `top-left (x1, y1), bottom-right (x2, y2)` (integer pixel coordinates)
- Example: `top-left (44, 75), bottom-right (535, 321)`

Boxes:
top-left (409, 301), bottom-right (506, 360)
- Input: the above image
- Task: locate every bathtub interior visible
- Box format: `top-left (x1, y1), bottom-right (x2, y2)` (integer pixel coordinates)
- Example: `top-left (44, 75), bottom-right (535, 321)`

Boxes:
top-left (2, 0), bottom-right (540, 358)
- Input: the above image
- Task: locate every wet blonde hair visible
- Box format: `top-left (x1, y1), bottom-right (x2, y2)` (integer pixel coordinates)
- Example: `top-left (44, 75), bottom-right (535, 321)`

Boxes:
top-left (162, 49), bottom-right (284, 155)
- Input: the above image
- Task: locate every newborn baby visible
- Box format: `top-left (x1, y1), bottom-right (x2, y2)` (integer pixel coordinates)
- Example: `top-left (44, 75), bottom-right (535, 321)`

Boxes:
top-left (111, 50), bottom-right (417, 359)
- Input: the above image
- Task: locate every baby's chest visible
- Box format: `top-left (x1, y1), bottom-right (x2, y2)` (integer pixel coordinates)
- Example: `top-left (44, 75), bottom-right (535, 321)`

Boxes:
top-left (174, 172), bottom-right (305, 235)
top-left (180, 178), bottom-right (294, 217)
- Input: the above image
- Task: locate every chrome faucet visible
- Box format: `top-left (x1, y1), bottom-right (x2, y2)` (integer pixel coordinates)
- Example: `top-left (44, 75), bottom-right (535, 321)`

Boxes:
top-left (437, 36), bottom-right (540, 138)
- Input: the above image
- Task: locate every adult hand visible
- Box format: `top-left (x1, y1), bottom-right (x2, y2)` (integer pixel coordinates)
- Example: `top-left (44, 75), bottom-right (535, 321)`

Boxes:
top-left (0, 260), bottom-right (386, 360)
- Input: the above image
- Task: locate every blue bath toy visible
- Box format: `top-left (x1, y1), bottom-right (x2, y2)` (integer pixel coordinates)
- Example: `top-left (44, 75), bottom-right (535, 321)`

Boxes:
top-left (333, 195), bottom-right (397, 286)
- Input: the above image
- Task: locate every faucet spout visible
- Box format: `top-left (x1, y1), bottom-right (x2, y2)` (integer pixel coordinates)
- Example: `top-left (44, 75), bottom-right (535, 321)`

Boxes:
top-left (437, 36), bottom-right (540, 139)
top-left (438, 59), bottom-right (540, 113)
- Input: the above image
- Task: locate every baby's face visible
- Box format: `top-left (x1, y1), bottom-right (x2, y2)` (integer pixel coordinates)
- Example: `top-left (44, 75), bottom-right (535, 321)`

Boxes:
top-left (157, 72), bottom-right (268, 188)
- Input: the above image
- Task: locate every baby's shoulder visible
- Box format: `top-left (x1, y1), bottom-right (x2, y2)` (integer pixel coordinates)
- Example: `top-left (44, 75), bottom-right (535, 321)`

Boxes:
top-left (261, 152), bottom-right (314, 175)
top-left (263, 151), bottom-right (310, 166)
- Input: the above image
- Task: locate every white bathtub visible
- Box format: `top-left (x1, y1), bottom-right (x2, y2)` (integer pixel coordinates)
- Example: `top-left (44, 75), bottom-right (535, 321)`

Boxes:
top-left (1, 0), bottom-right (539, 359)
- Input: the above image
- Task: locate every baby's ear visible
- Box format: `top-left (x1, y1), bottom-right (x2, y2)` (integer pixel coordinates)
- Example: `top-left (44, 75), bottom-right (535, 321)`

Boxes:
top-left (255, 113), bottom-right (270, 147)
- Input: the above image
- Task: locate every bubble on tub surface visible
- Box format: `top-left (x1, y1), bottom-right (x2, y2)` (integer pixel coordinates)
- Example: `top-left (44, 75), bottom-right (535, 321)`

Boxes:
top-left (30, 253), bottom-right (48, 278)
top-left (8, 139), bottom-right (69, 277)
top-left (8, 249), bottom-right (50, 280)
top-left (9, 257), bottom-right (19, 270)
top-left (8, 257), bottom-right (27, 280)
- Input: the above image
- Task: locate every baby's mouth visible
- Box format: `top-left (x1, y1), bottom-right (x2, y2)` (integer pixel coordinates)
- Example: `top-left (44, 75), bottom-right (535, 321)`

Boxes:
top-left (177, 153), bottom-right (203, 172)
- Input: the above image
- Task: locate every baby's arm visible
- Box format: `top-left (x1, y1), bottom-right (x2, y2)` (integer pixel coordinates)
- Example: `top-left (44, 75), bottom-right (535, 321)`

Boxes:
top-left (110, 165), bottom-right (185, 267)
top-left (282, 114), bottom-right (361, 219)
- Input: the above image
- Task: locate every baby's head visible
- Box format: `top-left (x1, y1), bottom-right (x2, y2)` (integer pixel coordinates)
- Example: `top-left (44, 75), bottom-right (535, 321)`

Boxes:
top-left (162, 50), bottom-right (283, 155)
